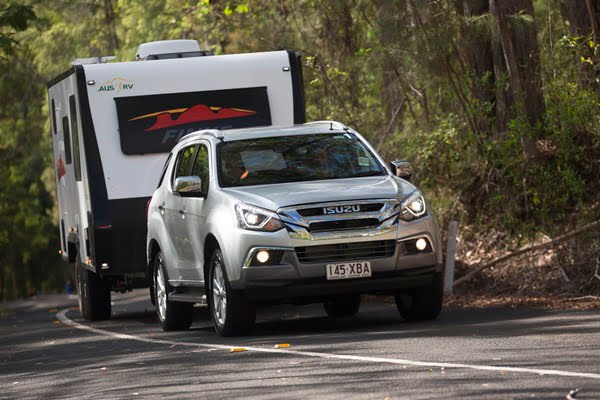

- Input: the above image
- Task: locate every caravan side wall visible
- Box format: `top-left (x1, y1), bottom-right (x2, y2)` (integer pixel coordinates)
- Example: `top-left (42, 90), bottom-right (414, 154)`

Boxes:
top-left (48, 50), bottom-right (304, 277)
top-left (48, 69), bottom-right (92, 268)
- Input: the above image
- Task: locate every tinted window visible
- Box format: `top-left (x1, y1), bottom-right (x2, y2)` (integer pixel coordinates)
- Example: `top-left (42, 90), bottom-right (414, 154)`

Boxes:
top-left (191, 145), bottom-right (209, 196)
top-left (172, 145), bottom-right (197, 187)
top-left (51, 99), bottom-right (57, 135)
top-left (62, 116), bottom-right (72, 165)
top-left (218, 133), bottom-right (385, 187)
top-left (69, 96), bottom-right (82, 181)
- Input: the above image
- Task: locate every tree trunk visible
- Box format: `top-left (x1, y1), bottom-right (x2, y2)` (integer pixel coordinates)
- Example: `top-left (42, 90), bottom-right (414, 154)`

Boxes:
top-left (562, 0), bottom-right (599, 39)
top-left (374, 0), bottom-right (407, 137)
top-left (103, 0), bottom-right (119, 52)
top-left (458, 0), bottom-right (496, 135)
top-left (490, 0), bottom-right (544, 156)
top-left (561, 0), bottom-right (600, 90)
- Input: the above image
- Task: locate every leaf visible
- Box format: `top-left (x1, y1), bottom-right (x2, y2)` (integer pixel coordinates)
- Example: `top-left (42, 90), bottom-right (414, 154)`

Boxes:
top-left (235, 4), bottom-right (249, 14)
top-left (0, 35), bottom-right (18, 56)
top-left (0, 4), bottom-right (38, 31)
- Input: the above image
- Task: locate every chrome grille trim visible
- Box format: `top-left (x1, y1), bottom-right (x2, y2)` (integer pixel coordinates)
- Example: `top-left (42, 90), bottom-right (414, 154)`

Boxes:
top-left (278, 199), bottom-right (399, 240)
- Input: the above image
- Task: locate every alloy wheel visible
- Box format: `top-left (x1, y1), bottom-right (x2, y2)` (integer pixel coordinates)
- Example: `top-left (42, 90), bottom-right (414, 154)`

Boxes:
top-left (156, 259), bottom-right (167, 321)
top-left (212, 260), bottom-right (227, 326)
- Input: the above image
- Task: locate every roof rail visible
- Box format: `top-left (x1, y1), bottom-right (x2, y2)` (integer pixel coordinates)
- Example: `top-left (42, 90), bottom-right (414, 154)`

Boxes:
top-left (303, 120), bottom-right (348, 130)
top-left (176, 129), bottom-right (223, 145)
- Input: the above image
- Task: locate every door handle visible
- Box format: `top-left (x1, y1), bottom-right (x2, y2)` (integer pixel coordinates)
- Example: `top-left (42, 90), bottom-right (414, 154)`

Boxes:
top-left (158, 202), bottom-right (165, 212)
top-left (179, 209), bottom-right (187, 216)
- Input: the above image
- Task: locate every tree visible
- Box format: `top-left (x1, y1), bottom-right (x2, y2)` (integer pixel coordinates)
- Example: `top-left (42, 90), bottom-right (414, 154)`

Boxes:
top-left (560, 0), bottom-right (600, 90)
top-left (0, 3), bottom-right (37, 56)
top-left (490, 0), bottom-right (545, 129)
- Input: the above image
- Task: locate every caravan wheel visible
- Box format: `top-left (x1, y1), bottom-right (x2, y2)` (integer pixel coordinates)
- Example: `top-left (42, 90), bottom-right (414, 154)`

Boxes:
top-left (75, 254), bottom-right (111, 321)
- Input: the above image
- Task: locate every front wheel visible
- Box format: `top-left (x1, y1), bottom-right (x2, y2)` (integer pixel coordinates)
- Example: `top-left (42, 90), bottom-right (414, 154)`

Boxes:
top-left (395, 273), bottom-right (444, 322)
top-left (154, 252), bottom-right (193, 331)
top-left (75, 254), bottom-right (111, 321)
top-left (208, 249), bottom-right (255, 337)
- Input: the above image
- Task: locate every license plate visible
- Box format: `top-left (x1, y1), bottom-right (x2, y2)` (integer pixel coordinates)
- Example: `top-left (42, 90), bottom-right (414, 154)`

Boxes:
top-left (326, 261), bottom-right (372, 280)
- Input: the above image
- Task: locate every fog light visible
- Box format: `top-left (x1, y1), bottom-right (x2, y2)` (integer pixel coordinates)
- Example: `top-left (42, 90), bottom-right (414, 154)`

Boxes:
top-left (416, 238), bottom-right (427, 251)
top-left (256, 250), bottom-right (270, 263)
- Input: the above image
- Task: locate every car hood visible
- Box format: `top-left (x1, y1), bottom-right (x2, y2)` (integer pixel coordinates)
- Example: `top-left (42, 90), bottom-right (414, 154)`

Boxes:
top-left (221, 175), bottom-right (417, 211)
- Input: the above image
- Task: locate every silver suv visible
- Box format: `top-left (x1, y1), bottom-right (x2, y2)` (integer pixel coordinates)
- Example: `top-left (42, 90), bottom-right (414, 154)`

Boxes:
top-left (146, 121), bottom-right (443, 336)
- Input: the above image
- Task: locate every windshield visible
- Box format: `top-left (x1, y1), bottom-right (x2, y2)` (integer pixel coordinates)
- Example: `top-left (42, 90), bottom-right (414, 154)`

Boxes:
top-left (218, 133), bottom-right (386, 187)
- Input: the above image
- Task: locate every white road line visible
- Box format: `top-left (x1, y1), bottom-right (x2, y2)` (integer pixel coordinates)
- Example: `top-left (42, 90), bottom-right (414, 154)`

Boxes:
top-left (57, 308), bottom-right (600, 380)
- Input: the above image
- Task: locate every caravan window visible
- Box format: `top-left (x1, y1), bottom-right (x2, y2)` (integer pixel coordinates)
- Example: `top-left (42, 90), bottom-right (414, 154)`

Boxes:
top-left (69, 96), bottom-right (82, 181)
top-left (114, 87), bottom-right (271, 155)
top-left (51, 99), bottom-right (57, 135)
top-left (62, 116), bottom-right (72, 165)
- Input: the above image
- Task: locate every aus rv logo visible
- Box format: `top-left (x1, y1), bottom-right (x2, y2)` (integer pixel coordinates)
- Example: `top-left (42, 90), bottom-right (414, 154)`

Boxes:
top-left (98, 77), bottom-right (134, 92)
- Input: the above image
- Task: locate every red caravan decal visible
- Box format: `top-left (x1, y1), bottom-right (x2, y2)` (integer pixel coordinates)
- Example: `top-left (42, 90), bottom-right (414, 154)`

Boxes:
top-left (129, 104), bottom-right (256, 132)
top-left (56, 154), bottom-right (66, 182)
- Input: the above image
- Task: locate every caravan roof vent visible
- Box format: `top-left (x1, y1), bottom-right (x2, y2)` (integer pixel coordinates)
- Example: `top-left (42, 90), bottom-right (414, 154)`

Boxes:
top-left (136, 40), bottom-right (212, 61)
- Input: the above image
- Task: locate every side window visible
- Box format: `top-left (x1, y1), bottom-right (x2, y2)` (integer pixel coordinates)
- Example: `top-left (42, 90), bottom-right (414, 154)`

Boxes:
top-left (172, 145), bottom-right (197, 188)
top-left (51, 99), bottom-right (57, 135)
top-left (62, 116), bottom-right (72, 165)
top-left (157, 153), bottom-right (172, 188)
top-left (69, 96), bottom-right (82, 181)
top-left (191, 145), bottom-right (210, 196)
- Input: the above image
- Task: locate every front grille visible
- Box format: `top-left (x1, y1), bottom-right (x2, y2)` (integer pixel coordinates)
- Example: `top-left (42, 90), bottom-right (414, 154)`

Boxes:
top-left (308, 218), bottom-right (380, 232)
top-left (296, 240), bottom-right (396, 263)
top-left (297, 203), bottom-right (384, 217)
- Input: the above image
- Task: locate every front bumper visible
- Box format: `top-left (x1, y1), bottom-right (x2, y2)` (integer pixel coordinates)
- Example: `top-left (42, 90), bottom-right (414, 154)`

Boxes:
top-left (225, 211), bottom-right (442, 301)
top-left (230, 238), bottom-right (441, 301)
top-left (241, 265), bottom-right (439, 301)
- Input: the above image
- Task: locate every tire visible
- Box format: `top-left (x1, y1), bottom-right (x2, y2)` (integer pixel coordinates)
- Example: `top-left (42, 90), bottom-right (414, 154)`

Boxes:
top-left (149, 270), bottom-right (156, 307)
top-left (154, 252), bottom-right (193, 331)
top-left (208, 249), bottom-right (255, 337)
top-left (323, 295), bottom-right (361, 318)
top-left (75, 254), bottom-right (111, 321)
top-left (395, 273), bottom-right (444, 322)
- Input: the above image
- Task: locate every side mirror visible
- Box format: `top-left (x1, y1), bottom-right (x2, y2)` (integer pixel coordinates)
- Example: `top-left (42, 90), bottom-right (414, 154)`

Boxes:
top-left (390, 160), bottom-right (413, 181)
top-left (174, 176), bottom-right (203, 197)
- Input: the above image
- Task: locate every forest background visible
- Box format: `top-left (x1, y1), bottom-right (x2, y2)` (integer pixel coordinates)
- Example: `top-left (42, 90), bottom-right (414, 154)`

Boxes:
top-left (0, 0), bottom-right (598, 300)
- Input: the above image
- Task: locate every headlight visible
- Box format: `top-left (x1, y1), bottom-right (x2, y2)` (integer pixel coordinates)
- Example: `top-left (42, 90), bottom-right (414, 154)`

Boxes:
top-left (235, 203), bottom-right (284, 232)
top-left (399, 191), bottom-right (427, 221)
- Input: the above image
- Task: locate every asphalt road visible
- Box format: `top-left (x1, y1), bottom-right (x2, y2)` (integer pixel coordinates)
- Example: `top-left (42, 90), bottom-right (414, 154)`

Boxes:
top-left (1, 291), bottom-right (600, 399)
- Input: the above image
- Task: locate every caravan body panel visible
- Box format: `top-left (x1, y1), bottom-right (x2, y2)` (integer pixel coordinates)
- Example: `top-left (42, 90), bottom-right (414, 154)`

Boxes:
top-left (48, 50), bottom-right (304, 277)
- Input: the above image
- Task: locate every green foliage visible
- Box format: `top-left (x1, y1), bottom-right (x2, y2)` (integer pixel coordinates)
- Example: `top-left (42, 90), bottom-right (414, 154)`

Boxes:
top-left (0, 3), bottom-right (38, 56)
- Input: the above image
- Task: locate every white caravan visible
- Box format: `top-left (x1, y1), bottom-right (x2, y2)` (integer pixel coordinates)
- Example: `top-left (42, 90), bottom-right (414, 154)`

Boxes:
top-left (47, 40), bottom-right (305, 319)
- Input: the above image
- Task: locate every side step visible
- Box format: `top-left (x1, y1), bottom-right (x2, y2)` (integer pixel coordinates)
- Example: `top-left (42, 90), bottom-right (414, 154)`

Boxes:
top-left (168, 288), bottom-right (206, 304)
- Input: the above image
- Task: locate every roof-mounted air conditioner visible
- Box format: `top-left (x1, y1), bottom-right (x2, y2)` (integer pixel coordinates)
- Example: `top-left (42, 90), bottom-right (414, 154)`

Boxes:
top-left (135, 40), bottom-right (212, 61)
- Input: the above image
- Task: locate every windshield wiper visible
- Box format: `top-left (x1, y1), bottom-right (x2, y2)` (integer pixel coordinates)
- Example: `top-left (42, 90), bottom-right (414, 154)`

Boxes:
top-left (352, 170), bottom-right (384, 177)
